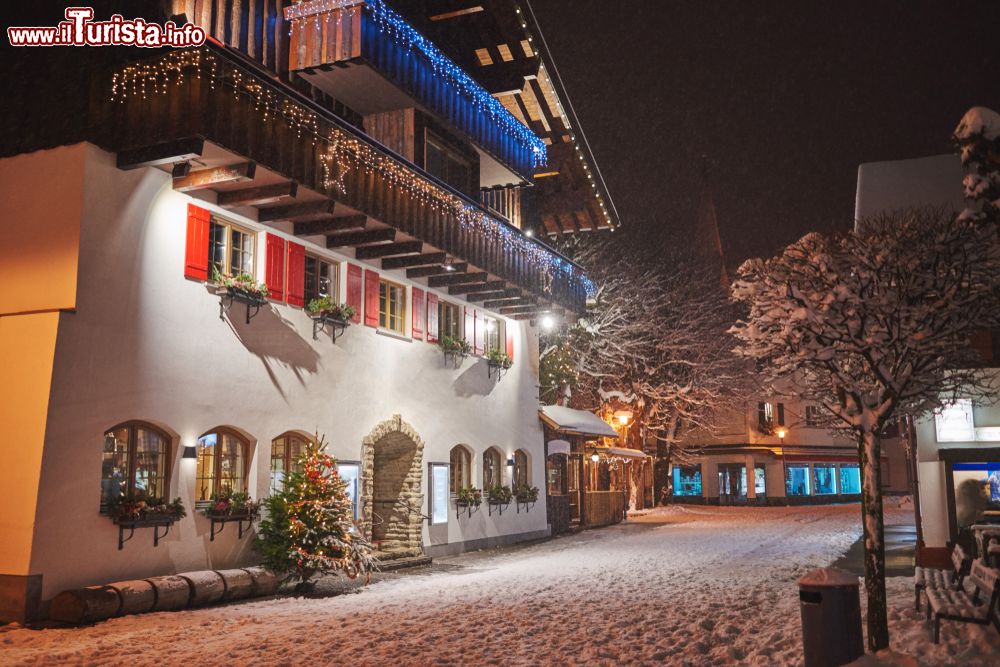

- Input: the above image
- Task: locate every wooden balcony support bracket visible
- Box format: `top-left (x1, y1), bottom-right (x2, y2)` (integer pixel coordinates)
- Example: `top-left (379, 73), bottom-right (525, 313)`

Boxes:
top-left (448, 280), bottom-right (506, 296)
top-left (355, 241), bottom-right (423, 260)
top-left (294, 215), bottom-right (368, 236)
top-left (217, 181), bottom-right (299, 208)
top-left (326, 228), bottom-right (397, 248)
top-left (172, 162), bottom-right (256, 192)
top-left (428, 271), bottom-right (489, 288)
top-left (382, 252), bottom-right (447, 270)
top-left (116, 136), bottom-right (204, 170)
top-left (258, 199), bottom-right (337, 222)
top-left (406, 262), bottom-right (469, 279)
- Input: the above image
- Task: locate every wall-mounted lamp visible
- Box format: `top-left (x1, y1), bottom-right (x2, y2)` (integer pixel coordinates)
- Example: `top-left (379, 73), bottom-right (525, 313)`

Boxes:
top-left (183, 445), bottom-right (197, 459)
top-left (443, 257), bottom-right (456, 272)
top-left (506, 456), bottom-right (515, 467)
top-left (776, 429), bottom-right (787, 445)
top-left (614, 410), bottom-right (633, 426)
top-left (590, 453), bottom-right (600, 463)
top-left (540, 314), bottom-right (555, 331)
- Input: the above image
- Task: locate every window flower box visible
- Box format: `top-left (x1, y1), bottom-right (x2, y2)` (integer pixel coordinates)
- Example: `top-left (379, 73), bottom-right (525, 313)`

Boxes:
top-left (487, 484), bottom-right (512, 516)
top-left (440, 335), bottom-right (472, 366)
top-left (214, 268), bottom-right (270, 323)
top-left (514, 485), bottom-right (539, 514)
top-left (200, 490), bottom-right (260, 541)
top-left (455, 486), bottom-right (482, 519)
top-left (306, 297), bottom-right (355, 341)
top-left (486, 348), bottom-right (513, 381)
top-left (106, 493), bottom-right (186, 550)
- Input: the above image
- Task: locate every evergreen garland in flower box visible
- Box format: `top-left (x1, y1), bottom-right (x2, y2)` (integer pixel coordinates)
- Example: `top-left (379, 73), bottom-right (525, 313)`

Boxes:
top-left (201, 490), bottom-right (260, 519)
top-left (107, 492), bottom-right (186, 523)
top-left (456, 486), bottom-right (482, 507)
top-left (486, 348), bottom-right (513, 369)
top-left (514, 484), bottom-right (540, 504)
top-left (306, 296), bottom-right (356, 322)
top-left (487, 485), bottom-right (513, 505)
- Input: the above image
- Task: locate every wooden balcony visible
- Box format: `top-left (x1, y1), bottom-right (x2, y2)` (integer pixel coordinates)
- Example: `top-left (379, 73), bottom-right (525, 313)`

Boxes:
top-left (284, 0), bottom-right (544, 182)
top-left (93, 43), bottom-right (587, 314)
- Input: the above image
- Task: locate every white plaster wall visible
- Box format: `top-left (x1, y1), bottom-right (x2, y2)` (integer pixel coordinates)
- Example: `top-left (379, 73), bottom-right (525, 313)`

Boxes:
top-left (854, 154), bottom-right (964, 223)
top-left (28, 145), bottom-right (549, 598)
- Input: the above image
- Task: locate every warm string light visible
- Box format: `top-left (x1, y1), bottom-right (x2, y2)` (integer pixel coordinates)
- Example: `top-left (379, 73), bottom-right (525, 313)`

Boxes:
top-left (109, 48), bottom-right (593, 298)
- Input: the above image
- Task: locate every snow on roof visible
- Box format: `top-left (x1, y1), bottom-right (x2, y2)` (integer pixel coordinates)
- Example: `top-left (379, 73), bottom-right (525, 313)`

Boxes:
top-left (604, 447), bottom-right (649, 459)
top-left (539, 405), bottom-right (619, 438)
top-left (954, 106), bottom-right (1000, 142)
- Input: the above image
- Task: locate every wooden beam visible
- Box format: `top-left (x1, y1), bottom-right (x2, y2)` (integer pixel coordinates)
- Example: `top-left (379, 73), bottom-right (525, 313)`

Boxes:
top-left (382, 252), bottom-right (447, 270)
top-left (172, 162), bottom-right (256, 192)
top-left (448, 280), bottom-right (506, 295)
top-left (258, 199), bottom-right (337, 222)
top-left (500, 305), bottom-right (544, 315)
top-left (116, 136), bottom-right (204, 170)
top-left (217, 181), bottom-right (298, 208)
top-left (294, 215), bottom-right (368, 236)
top-left (483, 297), bottom-right (537, 309)
top-left (464, 289), bottom-right (514, 302)
top-left (429, 6), bottom-right (484, 21)
top-left (428, 271), bottom-right (488, 287)
top-left (327, 228), bottom-right (396, 248)
top-left (513, 314), bottom-right (540, 321)
top-left (406, 262), bottom-right (468, 279)
top-left (355, 241), bottom-right (423, 260)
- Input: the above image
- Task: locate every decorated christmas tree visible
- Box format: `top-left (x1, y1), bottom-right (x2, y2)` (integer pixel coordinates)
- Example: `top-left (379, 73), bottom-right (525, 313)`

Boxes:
top-left (255, 434), bottom-right (377, 587)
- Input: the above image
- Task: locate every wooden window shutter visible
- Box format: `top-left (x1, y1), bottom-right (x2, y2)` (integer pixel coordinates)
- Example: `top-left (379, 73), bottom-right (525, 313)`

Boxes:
top-left (264, 234), bottom-right (286, 301)
top-left (464, 306), bottom-right (474, 348)
top-left (364, 269), bottom-right (380, 328)
top-left (346, 264), bottom-right (363, 323)
top-left (286, 242), bottom-right (306, 307)
top-left (184, 203), bottom-right (211, 280)
top-left (505, 322), bottom-right (514, 361)
top-left (426, 292), bottom-right (439, 343)
top-left (474, 309), bottom-right (485, 355)
top-left (411, 287), bottom-right (425, 340)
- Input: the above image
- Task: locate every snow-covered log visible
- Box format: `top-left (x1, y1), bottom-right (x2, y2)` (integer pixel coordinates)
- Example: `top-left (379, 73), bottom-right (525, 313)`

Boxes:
top-left (244, 566), bottom-right (280, 596)
top-left (48, 586), bottom-right (120, 624)
top-left (217, 569), bottom-right (255, 602)
top-left (180, 570), bottom-right (226, 607)
top-left (108, 579), bottom-right (155, 616)
top-left (146, 575), bottom-right (192, 611)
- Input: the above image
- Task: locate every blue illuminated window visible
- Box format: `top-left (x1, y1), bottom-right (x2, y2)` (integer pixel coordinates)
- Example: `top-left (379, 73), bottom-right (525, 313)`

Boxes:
top-left (672, 466), bottom-right (702, 496)
top-left (840, 464), bottom-right (861, 495)
top-left (785, 465), bottom-right (810, 496)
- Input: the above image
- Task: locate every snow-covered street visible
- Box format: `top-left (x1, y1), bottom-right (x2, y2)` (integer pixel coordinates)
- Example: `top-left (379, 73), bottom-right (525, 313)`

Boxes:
top-left (3, 504), bottom-right (998, 666)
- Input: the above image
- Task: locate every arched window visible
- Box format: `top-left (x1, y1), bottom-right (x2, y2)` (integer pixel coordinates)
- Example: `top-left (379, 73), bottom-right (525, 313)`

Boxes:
top-left (270, 432), bottom-right (308, 494)
top-left (450, 445), bottom-right (472, 493)
top-left (513, 449), bottom-right (529, 488)
top-left (196, 428), bottom-right (248, 503)
top-left (483, 447), bottom-right (503, 490)
top-left (101, 421), bottom-right (170, 511)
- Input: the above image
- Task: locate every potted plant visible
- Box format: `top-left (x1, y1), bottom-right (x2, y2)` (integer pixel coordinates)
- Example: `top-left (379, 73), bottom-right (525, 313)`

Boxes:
top-left (456, 486), bottom-right (483, 507)
top-left (213, 267), bottom-right (269, 302)
top-left (514, 484), bottom-right (539, 504)
top-left (106, 492), bottom-right (186, 523)
top-left (487, 484), bottom-right (512, 516)
top-left (440, 335), bottom-right (472, 363)
top-left (486, 348), bottom-right (513, 380)
top-left (306, 296), bottom-right (355, 340)
top-left (201, 489), bottom-right (260, 520)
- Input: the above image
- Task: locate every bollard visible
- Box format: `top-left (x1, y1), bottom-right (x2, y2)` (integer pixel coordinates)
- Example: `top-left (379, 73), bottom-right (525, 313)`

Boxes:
top-left (799, 567), bottom-right (864, 667)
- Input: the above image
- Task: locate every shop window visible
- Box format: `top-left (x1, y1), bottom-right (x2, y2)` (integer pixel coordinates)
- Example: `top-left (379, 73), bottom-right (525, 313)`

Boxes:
top-left (449, 445), bottom-right (472, 493)
top-left (270, 432), bottom-right (308, 495)
top-left (428, 463), bottom-right (449, 525)
top-left (338, 462), bottom-right (361, 519)
top-left (483, 447), bottom-right (503, 489)
top-left (439, 301), bottom-right (462, 339)
top-left (785, 465), bottom-right (810, 496)
top-left (813, 464), bottom-right (837, 495)
top-left (304, 255), bottom-right (337, 303)
top-left (208, 218), bottom-right (255, 278)
top-left (755, 465), bottom-right (767, 496)
top-left (100, 421), bottom-right (170, 512)
top-left (951, 462), bottom-right (1000, 529)
top-left (672, 465), bottom-right (703, 496)
top-left (512, 449), bottom-right (529, 487)
top-left (840, 464), bottom-right (861, 494)
top-left (379, 278), bottom-right (406, 334)
top-left (196, 428), bottom-right (249, 504)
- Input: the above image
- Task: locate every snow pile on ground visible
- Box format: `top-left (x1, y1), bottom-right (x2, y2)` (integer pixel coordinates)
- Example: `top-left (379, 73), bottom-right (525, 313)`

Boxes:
top-left (2, 504), bottom-right (997, 665)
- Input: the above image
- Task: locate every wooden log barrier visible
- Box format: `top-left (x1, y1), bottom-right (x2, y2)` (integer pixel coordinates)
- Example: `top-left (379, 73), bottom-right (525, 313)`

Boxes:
top-left (48, 586), bottom-right (121, 624)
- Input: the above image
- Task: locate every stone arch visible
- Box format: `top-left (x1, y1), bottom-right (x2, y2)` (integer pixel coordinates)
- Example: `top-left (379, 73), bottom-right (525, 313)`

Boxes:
top-left (360, 415), bottom-right (426, 558)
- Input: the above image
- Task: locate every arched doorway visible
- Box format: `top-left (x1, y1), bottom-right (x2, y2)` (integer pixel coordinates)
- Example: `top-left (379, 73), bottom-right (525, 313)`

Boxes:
top-left (361, 415), bottom-right (425, 559)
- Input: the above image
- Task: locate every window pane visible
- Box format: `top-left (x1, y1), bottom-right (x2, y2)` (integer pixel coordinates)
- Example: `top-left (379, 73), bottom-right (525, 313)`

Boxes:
top-left (379, 281), bottom-right (388, 329)
top-left (230, 229), bottom-right (253, 276)
top-left (219, 433), bottom-right (245, 494)
top-left (426, 140), bottom-right (445, 181)
top-left (840, 464), bottom-right (861, 494)
top-left (304, 256), bottom-right (319, 303)
top-left (134, 427), bottom-right (167, 499)
top-left (514, 450), bottom-right (528, 487)
top-left (101, 426), bottom-right (130, 510)
top-left (208, 221), bottom-right (227, 277)
top-left (196, 433), bottom-right (217, 502)
top-left (338, 463), bottom-right (360, 519)
top-left (449, 447), bottom-right (469, 494)
top-left (484, 450), bottom-right (500, 488)
top-left (785, 465), bottom-right (810, 496)
top-left (813, 464), bottom-right (836, 494)
top-left (755, 465), bottom-right (767, 495)
top-left (270, 437), bottom-right (286, 495)
top-left (672, 466), bottom-right (702, 496)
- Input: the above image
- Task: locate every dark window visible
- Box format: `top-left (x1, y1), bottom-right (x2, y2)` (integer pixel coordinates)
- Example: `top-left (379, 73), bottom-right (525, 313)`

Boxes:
top-left (513, 449), bottom-right (529, 487)
top-left (304, 255), bottom-right (336, 303)
top-left (439, 301), bottom-right (462, 339)
top-left (425, 134), bottom-right (471, 193)
top-left (776, 403), bottom-right (785, 426)
top-left (483, 448), bottom-right (503, 489)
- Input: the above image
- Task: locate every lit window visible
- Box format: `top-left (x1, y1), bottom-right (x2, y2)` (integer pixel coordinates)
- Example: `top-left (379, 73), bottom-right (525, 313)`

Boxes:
top-left (270, 432), bottom-right (308, 495)
top-left (338, 462), bottom-right (361, 519)
top-left (101, 422), bottom-right (170, 511)
top-left (935, 399), bottom-right (975, 443)
top-left (379, 279), bottom-right (406, 333)
top-left (450, 445), bottom-right (471, 494)
top-left (757, 402), bottom-right (774, 433)
top-left (672, 466), bottom-right (702, 496)
top-left (812, 464), bottom-right (836, 495)
top-left (439, 301), bottom-right (462, 339)
top-left (196, 429), bottom-right (248, 504)
top-left (840, 464), bottom-right (861, 494)
top-left (785, 465), bottom-right (810, 496)
top-left (484, 316), bottom-right (504, 354)
top-left (483, 447), bottom-right (503, 489)
top-left (304, 255), bottom-right (337, 303)
top-left (513, 449), bottom-right (529, 487)
top-left (208, 218), bottom-right (255, 278)
top-left (755, 465), bottom-right (766, 496)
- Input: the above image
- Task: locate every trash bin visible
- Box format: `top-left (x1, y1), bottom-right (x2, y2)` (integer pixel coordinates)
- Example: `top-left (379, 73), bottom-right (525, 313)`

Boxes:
top-left (799, 567), bottom-right (864, 667)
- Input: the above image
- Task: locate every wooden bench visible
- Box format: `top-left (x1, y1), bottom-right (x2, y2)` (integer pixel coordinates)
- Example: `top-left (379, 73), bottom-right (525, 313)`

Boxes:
top-left (925, 560), bottom-right (1000, 644)
top-left (914, 543), bottom-right (970, 611)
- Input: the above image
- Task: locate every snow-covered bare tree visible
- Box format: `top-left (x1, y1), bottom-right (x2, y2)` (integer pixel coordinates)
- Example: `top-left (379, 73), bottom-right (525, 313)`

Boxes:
top-left (542, 229), bottom-right (751, 491)
top-left (730, 208), bottom-right (1000, 651)
top-left (954, 106), bottom-right (1000, 224)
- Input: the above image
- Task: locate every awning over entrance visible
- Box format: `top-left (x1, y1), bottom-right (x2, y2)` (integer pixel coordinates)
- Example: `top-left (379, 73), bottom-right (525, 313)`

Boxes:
top-left (539, 405), bottom-right (619, 438)
top-left (547, 439), bottom-right (571, 456)
top-left (605, 447), bottom-right (649, 460)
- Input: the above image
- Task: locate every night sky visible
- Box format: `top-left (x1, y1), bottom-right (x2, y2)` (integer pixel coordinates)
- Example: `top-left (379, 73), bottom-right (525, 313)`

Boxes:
top-left (530, 0), bottom-right (1000, 261)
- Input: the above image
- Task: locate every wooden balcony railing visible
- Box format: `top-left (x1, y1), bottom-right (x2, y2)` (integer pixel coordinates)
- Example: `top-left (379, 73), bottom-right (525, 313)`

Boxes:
top-left (94, 44), bottom-right (588, 312)
top-left (285, 0), bottom-right (545, 181)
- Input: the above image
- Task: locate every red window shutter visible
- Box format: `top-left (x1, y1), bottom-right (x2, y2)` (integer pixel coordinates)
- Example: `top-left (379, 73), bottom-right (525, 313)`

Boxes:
top-left (346, 264), bottom-right (363, 323)
top-left (474, 309), bottom-right (485, 355)
top-left (264, 234), bottom-right (286, 301)
top-left (184, 203), bottom-right (210, 280)
top-left (505, 324), bottom-right (514, 362)
top-left (364, 269), bottom-right (380, 328)
top-left (426, 292), bottom-right (439, 343)
top-left (464, 306), bottom-right (474, 349)
top-left (286, 242), bottom-right (306, 307)
top-left (411, 287), bottom-right (425, 340)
